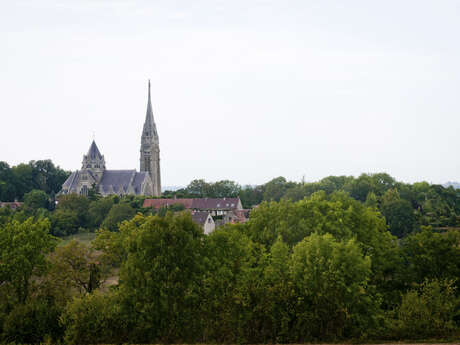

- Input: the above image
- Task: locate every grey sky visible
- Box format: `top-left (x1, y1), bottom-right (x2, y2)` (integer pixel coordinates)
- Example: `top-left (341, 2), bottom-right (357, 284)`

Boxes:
top-left (1, 0), bottom-right (459, 186)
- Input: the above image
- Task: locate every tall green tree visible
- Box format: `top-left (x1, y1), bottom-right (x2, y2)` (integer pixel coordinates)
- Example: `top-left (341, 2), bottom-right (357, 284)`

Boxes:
top-left (0, 162), bottom-right (16, 202)
top-left (400, 228), bottom-right (460, 287)
top-left (0, 218), bottom-right (56, 304)
top-left (263, 176), bottom-right (296, 202)
top-left (381, 189), bottom-right (416, 237)
top-left (56, 194), bottom-right (90, 229)
top-left (202, 226), bottom-right (267, 343)
top-left (290, 233), bottom-right (377, 339)
top-left (102, 203), bottom-right (136, 231)
top-left (117, 213), bottom-right (204, 342)
top-left (88, 197), bottom-right (114, 229)
top-left (23, 189), bottom-right (49, 211)
top-left (49, 240), bottom-right (108, 294)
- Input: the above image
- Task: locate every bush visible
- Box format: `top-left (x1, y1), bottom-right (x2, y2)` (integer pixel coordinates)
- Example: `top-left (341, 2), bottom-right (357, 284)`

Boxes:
top-left (390, 279), bottom-right (459, 339)
top-left (102, 203), bottom-right (136, 231)
top-left (2, 299), bottom-right (63, 343)
top-left (61, 291), bottom-right (125, 344)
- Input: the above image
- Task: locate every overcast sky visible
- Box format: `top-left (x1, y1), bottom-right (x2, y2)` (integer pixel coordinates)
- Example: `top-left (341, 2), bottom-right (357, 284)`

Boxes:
top-left (1, 0), bottom-right (459, 186)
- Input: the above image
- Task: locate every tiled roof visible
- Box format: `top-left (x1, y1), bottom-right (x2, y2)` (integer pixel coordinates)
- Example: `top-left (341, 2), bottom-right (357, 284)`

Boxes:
top-left (191, 211), bottom-right (211, 225)
top-left (142, 198), bottom-right (194, 209)
top-left (191, 198), bottom-right (240, 210)
top-left (142, 197), bottom-right (241, 210)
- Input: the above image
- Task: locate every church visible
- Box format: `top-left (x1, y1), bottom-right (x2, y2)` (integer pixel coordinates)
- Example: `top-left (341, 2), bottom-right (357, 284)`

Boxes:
top-left (60, 81), bottom-right (161, 197)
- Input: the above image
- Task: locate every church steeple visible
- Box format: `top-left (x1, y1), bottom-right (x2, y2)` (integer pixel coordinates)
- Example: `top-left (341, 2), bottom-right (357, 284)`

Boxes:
top-left (82, 140), bottom-right (106, 183)
top-left (143, 79), bottom-right (158, 140)
top-left (140, 80), bottom-right (161, 196)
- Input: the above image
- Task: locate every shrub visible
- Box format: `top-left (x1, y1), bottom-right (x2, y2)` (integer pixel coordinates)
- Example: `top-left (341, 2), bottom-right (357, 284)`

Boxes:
top-left (391, 279), bottom-right (458, 339)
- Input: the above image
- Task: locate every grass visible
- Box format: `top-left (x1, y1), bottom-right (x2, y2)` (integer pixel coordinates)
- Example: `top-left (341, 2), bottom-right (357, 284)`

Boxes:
top-left (58, 232), bottom-right (97, 246)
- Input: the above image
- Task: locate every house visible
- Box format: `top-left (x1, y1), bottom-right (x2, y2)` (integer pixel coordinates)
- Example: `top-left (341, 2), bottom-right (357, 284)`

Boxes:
top-left (142, 197), bottom-right (248, 224)
top-left (191, 211), bottom-right (215, 234)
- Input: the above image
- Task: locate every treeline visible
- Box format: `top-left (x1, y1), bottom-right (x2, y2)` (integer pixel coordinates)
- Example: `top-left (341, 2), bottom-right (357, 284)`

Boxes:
top-left (2, 159), bottom-right (459, 239)
top-left (0, 160), bottom-right (70, 202)
top-left (0, 192), bottom-right (170, 236)
top-left (4, 171), bottom-right (459, 241)
top-left (1, 192), bottom-right (460, 343)
top-left (173, 174), bottom-right (460, 237)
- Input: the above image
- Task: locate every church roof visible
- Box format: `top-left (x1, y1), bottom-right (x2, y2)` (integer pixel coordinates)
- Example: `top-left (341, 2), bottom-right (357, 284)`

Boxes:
top-left (62, 171), bottom-right (79, 190)
top-left (60, 170), bottom-right (151, 195)
top-left (99, 170), bottom-right (147, 194)
top-left (87, 140), bottom-right (103, 160)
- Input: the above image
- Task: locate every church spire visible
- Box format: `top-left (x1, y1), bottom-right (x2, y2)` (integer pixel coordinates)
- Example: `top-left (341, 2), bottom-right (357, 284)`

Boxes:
top-left (140, 80), bottom-right (161, 196)
top-left (145, 79), bottom-right (154, 129)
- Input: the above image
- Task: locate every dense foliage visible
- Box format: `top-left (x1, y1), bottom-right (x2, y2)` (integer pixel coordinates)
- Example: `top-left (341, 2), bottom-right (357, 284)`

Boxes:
top-left (1, 191), bottom-right (459, 343)
top-left (1, 165), bottom-right (460, 343)
top-left (163, 173), bottom-right (460, 238)
top-left (238, 173), bottom-right (460, 237)
top-left (0, 160), bottom-right (70, 202)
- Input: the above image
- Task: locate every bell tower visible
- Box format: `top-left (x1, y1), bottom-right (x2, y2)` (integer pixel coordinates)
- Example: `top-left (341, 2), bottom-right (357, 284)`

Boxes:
top-left (140, 80), bottom-right (161, 196)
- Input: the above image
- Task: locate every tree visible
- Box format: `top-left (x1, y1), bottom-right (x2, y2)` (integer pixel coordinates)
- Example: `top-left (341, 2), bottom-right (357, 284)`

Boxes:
top-left (209, 180), bottom-right (241, 198)
top-left (23, 189), bottom-right (49, 210)
top-left (239, 184), bottom-right (265, 208)
top-left (400, 228), bottom-right (460, 287)
top-left (201, 226), bottom-right (268, 343)
top-left (261, 236), bottom-right (295, 342)
top-left (290, 233), bottom-right (377, 339)
top-left (60, 291), bottom-right (125, 344)
top-left (365, 191), bottom-right (379, 209)
top-left (88, 197), bottom-right (114, 229)
top-left (245, 192), bottom-right (401, 304)
top-left (0, 162), bottom-right (16, 202)
top-left (2, 297), bottom-right (63, 344)
top-left (49, 240), bottom-right (108, 294)
top-left (263, 176), bottom-right (295, 202)
top-left (183, 179), bottom-right (241, 198)
top-left (392, 279), bottom-right (458, 339)
top-left (117, 213), bottom-right (204, 342)
top-left (185, 179), bottom-right (210, 197)
top-left (102, 203), bottom-right (136, 231)
top-left (0, 218), bottom-right (56, 304)
top-left (11, 163), bottom-right (34, 200)
top-left (381, 189), bottom-right (416, 237)
top-left (50, 209), bottom-right (80, 236)
top-left (57, 194), bottom-right (90, 229)
top-left (29, 160), bottom-right (70, 195)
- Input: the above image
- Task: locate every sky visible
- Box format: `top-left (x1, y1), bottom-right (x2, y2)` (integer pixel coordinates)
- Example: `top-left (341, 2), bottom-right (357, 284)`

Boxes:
top-left (1, 0), bottom-right (460, 187)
